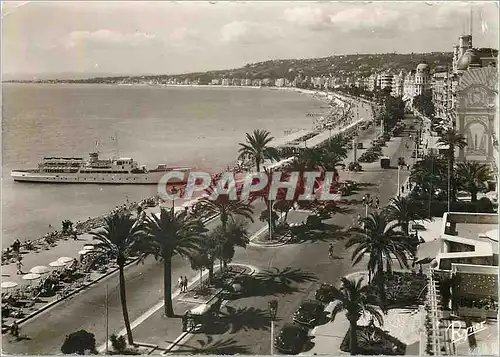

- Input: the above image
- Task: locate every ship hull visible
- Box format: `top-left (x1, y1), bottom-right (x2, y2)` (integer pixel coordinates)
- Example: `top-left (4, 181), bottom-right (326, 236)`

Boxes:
top-left (11, 170), bottom-right (186, 185)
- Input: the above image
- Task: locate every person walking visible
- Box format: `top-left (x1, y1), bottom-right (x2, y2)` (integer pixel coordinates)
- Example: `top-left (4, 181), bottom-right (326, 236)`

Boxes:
top-left (328, 244), bottom-right (334, 259)
top-left (16, 257), bottom-right (23, 275)
top-left (177, 276), bottom-right (183, 291)
top-left (406, 163), bottom-right (410, 171)
top-left (401, 185), bottom-right (405, 194)
top-left (182, 276), bottom-right (188, 293)
top-left (10, 321), bottom-right (19, 339)
top-left (12, 239), bottom-right (21, 255)
top-left (375, 197), bottom-right (380, 209)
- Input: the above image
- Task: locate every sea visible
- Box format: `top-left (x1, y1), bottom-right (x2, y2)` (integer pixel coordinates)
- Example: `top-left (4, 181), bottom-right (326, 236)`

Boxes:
top-left (2, 83), bottom-right (324, 247)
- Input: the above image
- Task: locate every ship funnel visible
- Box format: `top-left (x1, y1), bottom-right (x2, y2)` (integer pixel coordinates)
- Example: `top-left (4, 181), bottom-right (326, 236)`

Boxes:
top-left (89, 152), bottom-right (99, 162)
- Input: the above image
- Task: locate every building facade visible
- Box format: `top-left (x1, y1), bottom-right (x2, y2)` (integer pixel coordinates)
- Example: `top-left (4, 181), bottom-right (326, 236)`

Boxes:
top-left (456, 67), bottom-right (498, 174)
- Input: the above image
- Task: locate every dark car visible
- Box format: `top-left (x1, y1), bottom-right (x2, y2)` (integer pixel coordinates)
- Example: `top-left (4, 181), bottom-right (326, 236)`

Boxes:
top-left (293, 300), bottom-right (325, 327)
top-left (397, 157), bottom-right (406, 166)
top-left (411, 151), bottom-right (416, 158)
top-left (274, 323), bottom-right (309, 354)
top-left (315, 283), bottom-right (336, 304)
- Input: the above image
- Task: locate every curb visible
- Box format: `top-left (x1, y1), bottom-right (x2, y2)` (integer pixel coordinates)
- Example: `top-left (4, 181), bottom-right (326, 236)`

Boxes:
top-left (12, 213), bottom-right (220, 327)
top-left (162, 264), bottom-right (257, 355)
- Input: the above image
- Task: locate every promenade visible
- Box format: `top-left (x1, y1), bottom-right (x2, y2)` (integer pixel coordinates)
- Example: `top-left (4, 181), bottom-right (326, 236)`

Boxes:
top-left (2, 99), bottom-right (418, 355)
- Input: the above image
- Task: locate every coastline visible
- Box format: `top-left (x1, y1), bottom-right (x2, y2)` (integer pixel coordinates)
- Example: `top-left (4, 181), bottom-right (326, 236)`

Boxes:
top-left (2, 85), bottom-right (335, 249)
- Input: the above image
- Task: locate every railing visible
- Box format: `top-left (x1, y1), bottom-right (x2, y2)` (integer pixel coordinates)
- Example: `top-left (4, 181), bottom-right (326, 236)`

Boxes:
top-left (428, 267), bottom-right (443, 355)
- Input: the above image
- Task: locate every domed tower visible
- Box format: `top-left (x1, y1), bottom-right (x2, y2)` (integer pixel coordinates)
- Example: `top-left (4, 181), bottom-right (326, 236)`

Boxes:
top-left (415, 62), bottom-right (431, 95)
top-left (459, 34), bottom-right (473, 58)
top-left (456, 48), bottom-right (481, 72)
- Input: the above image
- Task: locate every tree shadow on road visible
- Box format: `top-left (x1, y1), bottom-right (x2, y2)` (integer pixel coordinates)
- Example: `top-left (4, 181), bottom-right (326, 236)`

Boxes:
top-left (221, 306), bottom-right (270, 334)
top-left (338, 198), bottom-right (363, 206)
top-left (174, 336), bottom-right (251, 355)
top-left (290, 223), bottom-right (352, 244)
top-left (357, 182), bottom-right (377, 188)
top-left (201, 306), bottom-right (270, 335)
top-left (230, 267), bottom-right (318, 299)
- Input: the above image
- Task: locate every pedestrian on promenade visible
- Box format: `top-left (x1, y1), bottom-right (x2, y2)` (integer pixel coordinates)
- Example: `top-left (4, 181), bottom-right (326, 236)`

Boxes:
top-left (16, 257), bottom-right (23, 275)
top-left (375, 197), bottom-right (380, 209)
top-left (182, 276), bottom-right (188, 293)
top-left (401, 185), bottom-right (405, 194)
top-left (406, 164), bottom-right (410, 170)
top-left (177, 276), bottom-right (183, 291)
top-left (328, 244), bottom-right (334, 259)
top-left (12, 239), bottom-right (21, 254)
top-left (10, 321), bottom-right (19, 339)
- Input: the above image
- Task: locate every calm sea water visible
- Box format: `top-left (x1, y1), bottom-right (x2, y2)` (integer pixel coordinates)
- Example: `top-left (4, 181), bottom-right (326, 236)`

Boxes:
top-left (2, 84), bottom-right (323, 246)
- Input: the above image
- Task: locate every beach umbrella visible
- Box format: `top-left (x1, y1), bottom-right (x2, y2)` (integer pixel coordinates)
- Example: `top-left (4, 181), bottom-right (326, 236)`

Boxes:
top-left (30, 265), bottom-right (50, 275)
top-left (78, 250), bottom-right (89, 255)
top-left (83, 245), bottom-right (94, 251)
top-left (22, 273), bottom-right (41, 282)
top-left (1, 281), bottom-right (18, 289)
top-left (58, 257), bottom-right (73, 264)
top-left (49, 260), bottom-right (67, 268)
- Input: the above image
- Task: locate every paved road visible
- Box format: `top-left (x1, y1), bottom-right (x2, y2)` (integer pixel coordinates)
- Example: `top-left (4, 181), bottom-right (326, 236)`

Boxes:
top-left (2, 106), bottom-right (418, 355)
top-left (172, 117), bottom-right (419, 355)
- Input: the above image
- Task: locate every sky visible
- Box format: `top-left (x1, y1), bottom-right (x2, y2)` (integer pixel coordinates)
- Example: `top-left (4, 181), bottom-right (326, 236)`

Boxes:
top-left (2, 1), bottom-right (499, 77)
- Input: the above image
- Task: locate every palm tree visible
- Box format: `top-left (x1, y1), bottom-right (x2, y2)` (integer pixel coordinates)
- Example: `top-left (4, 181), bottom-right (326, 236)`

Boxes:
top-left (456, 162), bottom-right (494, 202)
top-left (330, 278), bottom-right (384, 355)
top-left (196, 196), bottom-right (254, 230)
top-left (383, 196), bottom-right (430, 238)
top-left (141, 208), bottom-right (207, 317)
top-left (91, 212), bottom-right (145, 345)
top-left (273, 200), bottom-right (294, 222)
top-left (346, 212), bottom-right (413, 305)
top-left (238, 129), bottom-right (280, 172)
top-left (437, 128), bottom-right (467, 203)
top-left (323, 134), bottom-right (348, 160)
top-left (437, 128), bottom-right (467, 167)
top-left (409, 154), bottom-right (448, 196)
top-left (218, 220), bottom-right (250, 268)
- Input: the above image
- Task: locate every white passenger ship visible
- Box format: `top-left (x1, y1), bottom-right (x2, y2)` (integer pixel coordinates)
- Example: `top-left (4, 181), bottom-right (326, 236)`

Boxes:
top-left (11, 152), bottom-right (190, 184)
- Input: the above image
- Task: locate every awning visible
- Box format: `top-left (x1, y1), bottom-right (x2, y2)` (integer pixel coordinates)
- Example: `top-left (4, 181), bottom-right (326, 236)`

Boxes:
top-left (415, 239), bottom-right (442, 264)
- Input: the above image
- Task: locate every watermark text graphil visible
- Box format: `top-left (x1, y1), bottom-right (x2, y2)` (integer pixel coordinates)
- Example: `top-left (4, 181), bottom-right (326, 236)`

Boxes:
top-left (157, 171), bottom-right (341, 202)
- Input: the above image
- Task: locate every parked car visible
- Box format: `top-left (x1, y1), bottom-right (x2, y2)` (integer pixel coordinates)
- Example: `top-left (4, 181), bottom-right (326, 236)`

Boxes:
top-left (411, 151), bottom-right (416, 158)
top-left (293, 300), bottom-right (325, 328)
top-left (397, 157), bottom-right (406, 166)
top-left (274, 323), bottom-right (309, 355)
top-left (315, 283), bottom-right (337, 304)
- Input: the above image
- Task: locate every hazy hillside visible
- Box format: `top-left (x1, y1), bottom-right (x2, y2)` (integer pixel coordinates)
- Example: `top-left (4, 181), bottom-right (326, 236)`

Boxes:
top-left (5, 52), bottom-right (455, 83)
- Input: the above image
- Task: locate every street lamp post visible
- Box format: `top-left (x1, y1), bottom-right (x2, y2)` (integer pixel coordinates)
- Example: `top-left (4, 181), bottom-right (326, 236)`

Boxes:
top-left (269, 299), bottom-right (278, 355)
top-left (169, 186), bottom-right (178, 213)
top-left (397, 165), bottom-right (401, 197)
top-left (269, 168), bottom-right (273, 241)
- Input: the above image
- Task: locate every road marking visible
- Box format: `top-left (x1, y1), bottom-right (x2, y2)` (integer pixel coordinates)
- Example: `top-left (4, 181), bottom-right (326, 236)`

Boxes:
top-left (249, 225), bottom-right (268, 242)
top-left (97, 263), bottom-right (259, 353)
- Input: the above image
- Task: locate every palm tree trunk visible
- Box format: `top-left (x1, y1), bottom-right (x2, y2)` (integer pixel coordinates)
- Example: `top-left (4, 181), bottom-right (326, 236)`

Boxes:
top-left (256, 160), bottom-right (260, 172)
top-left (208, 261), bottom-right (214, 282)
top-left (377, 259), bottom-right (386, 307)
top-left (348, 319), bottom-right (358, 355)
top-left (118, 266), bottom-right (134, 345)
top-left (471, 189), bottom-right (478, 203)
top-left (163, 257), bottom-right (174, 317)
top-left (403, 221), bottom-right (409, 237)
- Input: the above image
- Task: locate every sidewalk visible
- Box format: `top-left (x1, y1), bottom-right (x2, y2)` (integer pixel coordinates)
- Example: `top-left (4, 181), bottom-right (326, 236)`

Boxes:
top-left (1, 196), bottom-right (218, 329)
top-left (114, 263), bottom-right (257, 354)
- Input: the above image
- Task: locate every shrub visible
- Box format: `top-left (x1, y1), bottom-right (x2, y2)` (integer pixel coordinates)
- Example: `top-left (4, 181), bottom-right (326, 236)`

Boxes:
top-left (61, 330), bottom-right (97, 355)
top-left (110, 334), bottom-right (127, 354)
